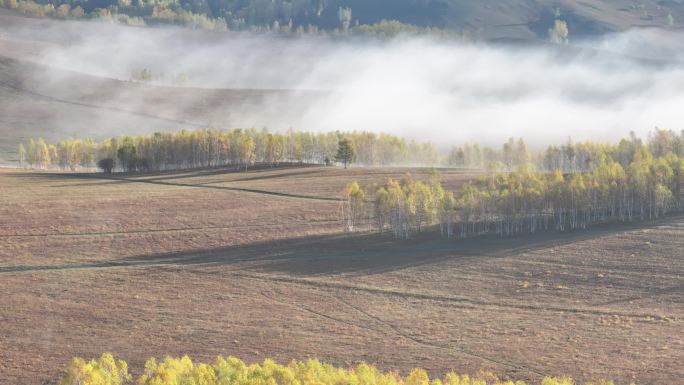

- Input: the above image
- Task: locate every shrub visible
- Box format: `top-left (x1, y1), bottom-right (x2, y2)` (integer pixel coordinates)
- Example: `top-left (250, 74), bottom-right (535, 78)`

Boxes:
top-left (59, 354), bottom-right (613, 385)
top-left (58, 353), bottom-right (131, 385)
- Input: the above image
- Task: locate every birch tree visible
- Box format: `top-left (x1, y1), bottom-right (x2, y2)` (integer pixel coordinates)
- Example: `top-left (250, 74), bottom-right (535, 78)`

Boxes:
top-left (342, 181), bottom-right (365, 231)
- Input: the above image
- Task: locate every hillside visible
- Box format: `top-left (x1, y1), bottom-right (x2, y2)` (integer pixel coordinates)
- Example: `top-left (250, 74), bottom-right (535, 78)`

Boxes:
top-left (0, 51), bottom-right (323, 165)
top-left (337, 0), bottom-right (684, 40)
top-left (449, 0), bottom-right (684, 40)
top-left (1, 5), bottom-right (683, 166)
top-left (2, 0), bottom-right (684, 40)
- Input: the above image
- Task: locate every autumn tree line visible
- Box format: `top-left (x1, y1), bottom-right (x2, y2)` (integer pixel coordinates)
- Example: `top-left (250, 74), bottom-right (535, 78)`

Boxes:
top-left (58, 353), bottom-right (605, 385)
top-left (341, 129), bottom-right (684, 238)
top-left (18, 127), bottom-right (684, 173)
top-left (17, 128), bottom-right (440, 172)
top-left (445, 130), bottom-right (684, 173)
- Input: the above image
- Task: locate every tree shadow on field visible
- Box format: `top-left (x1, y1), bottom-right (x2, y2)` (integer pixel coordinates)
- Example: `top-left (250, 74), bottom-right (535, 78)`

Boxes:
top-left (6, 215), bottom-right (677, 277)
top-left (235, 216), bottom-right (683, 277)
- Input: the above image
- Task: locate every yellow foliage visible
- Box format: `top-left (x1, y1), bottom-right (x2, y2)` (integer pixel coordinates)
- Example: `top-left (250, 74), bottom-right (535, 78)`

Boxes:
top-left (59, 353), bottom-right (131, 385)
top-left (60, 354), bottom-right (615, 385)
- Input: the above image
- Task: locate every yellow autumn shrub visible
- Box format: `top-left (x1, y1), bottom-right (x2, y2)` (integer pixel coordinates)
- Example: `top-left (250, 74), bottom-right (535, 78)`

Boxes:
top-left (58, 353), bottom-right (131, 385)
top-left (58, 354), bottom-right (615, 385)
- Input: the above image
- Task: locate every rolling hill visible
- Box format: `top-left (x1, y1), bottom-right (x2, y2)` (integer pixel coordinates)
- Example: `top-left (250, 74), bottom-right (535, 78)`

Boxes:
top-left (0, 13), bottom-right (326, 165)
top-left (0, 54), bottom-right (323, 164)
top-left (1, 2), bottom-right (683, 165)
top-left (325, 0), bottom-right (684, 40)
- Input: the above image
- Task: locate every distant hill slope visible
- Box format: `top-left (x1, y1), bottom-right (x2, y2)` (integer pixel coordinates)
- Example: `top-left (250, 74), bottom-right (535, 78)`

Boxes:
top-left (328, 0), bottom-right (684, 40)
top-left (426, 0), bottom-right (684, 40)
top-left (1, 4), bottom-right (682, 165)
top-left (0, 11), bottom-right (329, 166)
top-left (0, 52), bottom-right (323, 165)
top-left (1, 0), bottom-right (683, 40)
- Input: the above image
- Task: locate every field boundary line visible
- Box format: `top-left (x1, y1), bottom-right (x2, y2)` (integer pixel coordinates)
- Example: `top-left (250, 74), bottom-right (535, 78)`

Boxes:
top-left (0, 219), bottom-right (341, 238)
top-left (63, 173), bottom-right (344, 202)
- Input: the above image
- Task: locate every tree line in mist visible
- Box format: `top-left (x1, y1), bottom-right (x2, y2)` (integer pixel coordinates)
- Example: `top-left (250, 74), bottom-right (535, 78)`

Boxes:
top-left (18, 127), bottom-right (684, 175)
top-left (17, 128), bottom-right (441, 172)
top-left (58, 353), bottom-right (602, 385)
top-left (340, 130), bottom-right (684, 238)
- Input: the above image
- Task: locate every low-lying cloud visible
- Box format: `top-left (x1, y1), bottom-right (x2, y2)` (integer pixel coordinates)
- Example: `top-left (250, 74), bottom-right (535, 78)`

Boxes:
top-left (2, 15), bottom-right (684, 149)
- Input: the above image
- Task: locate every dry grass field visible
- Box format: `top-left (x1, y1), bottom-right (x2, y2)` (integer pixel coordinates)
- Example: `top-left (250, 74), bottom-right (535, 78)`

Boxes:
top-left (0, 166), bottom-right (683, 385)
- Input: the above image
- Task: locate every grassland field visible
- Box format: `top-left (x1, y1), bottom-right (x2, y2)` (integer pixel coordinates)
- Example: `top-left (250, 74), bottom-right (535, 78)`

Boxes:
top-left (0, 165), bottom-right (682, 385)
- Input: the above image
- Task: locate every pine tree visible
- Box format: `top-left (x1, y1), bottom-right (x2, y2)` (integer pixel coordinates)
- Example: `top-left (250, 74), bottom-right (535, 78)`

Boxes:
top-left (335, 138), bottom-right (355, 169)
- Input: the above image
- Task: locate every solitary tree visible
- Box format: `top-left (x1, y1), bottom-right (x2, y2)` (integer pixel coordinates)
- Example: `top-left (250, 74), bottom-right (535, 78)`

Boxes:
top-left (335, 138), bottom-right (356, 169)
top-left (549, 19), bottom-right (569, 44)
top-left (98, 158), bottom-right (115, 174)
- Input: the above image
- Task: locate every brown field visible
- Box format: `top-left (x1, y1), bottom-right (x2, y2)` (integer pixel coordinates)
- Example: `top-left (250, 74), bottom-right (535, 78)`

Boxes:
top-left (0, 166), bottom-right (683, 385)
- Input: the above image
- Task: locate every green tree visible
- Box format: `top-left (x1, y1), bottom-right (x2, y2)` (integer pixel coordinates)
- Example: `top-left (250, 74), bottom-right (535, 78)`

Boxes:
top-left (335, 138), bottom-right (356, 169)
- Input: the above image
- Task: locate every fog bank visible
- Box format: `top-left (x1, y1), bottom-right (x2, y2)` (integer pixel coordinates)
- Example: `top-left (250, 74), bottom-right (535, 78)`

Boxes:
top-left (2, 15), bottom-right (684, 149)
